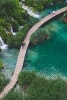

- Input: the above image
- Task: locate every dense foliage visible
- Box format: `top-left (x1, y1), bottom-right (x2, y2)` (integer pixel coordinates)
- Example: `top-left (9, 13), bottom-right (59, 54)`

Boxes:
top-left (0, 73), bottom-right (9, 92)
top-left (25, 77), bottom-right (67, 100)
top-left (0, 0), bottom-right (28, 25)
top-left (2, 90), bottom-right (23, 100)
top-left (18, 71), bottom-right (67, 100)
top-left (7, 17), bottom-right (39, 48)
top-left (0, 0), bottom-right (29, 48)
top-left (10, 20), bottom-right (19, 32)
top-left (7, 23), bottom-right (30, 48)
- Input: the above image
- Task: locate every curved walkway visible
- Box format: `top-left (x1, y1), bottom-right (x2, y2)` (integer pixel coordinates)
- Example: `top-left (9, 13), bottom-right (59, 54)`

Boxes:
top-left (0, 7), bottom-right (67, 99)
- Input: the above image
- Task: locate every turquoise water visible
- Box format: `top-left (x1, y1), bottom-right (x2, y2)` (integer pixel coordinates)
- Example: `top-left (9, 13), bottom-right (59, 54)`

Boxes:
top-left (0, 49), bottom-right (19, 78)
top-left (23, 3), bottom-right (67, 78)
top-left (23, 16), bottom-right (67, 77)
top-left (0, 3), bottom-right (67, 78)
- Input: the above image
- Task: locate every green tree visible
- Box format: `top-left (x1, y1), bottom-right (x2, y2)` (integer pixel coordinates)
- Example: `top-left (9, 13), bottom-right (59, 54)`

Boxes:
top-left (0, 26), bottom-right (7, 43)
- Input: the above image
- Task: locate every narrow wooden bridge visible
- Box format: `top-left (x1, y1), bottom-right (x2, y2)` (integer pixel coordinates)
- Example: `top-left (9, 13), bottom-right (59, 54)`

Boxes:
top-left (0, 7), bottom-right (67, 99)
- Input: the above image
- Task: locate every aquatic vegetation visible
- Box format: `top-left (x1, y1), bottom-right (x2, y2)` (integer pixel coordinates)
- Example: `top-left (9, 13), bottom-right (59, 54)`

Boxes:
top-left (61, 11), bottom-right (67, 23)
top-left (30, 27), bottom-right (51, 45)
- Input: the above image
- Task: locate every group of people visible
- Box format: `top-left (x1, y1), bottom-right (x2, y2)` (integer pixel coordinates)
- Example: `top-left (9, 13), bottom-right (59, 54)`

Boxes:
top-left (49, 11), bottom-right (56, 14)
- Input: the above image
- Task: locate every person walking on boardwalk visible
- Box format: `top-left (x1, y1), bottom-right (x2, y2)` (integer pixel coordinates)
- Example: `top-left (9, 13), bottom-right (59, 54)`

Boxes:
top-left (21, 42), bottom-right (26, 47)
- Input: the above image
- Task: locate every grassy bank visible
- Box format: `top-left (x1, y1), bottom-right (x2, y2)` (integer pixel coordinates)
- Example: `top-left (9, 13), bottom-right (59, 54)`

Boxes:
top-left (0, 73), bottom-right (9, 92)
top-left (2, 71), bottom-right (67, 100)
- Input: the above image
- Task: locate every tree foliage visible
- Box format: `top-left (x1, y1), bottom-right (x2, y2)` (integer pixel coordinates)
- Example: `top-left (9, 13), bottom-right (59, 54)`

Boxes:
top-left (24, 0), bottom-right (65, 11)
top-left (0, 0), bottom-right (29, 48)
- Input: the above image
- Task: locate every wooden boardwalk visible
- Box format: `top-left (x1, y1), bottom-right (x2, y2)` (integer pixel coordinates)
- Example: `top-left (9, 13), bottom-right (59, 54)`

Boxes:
top-left (0, 7), bottom-right (67, 99)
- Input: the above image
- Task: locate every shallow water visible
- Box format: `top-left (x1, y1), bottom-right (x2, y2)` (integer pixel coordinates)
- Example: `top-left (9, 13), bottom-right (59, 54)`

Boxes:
top-left (0, 49), bottom-right (19, 78)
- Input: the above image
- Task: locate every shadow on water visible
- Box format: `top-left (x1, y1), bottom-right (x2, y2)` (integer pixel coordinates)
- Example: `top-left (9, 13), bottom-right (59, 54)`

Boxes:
top-left (41, 13), bottom-right (65, 28)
